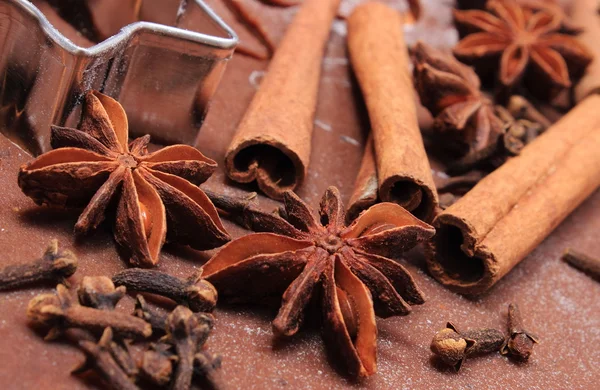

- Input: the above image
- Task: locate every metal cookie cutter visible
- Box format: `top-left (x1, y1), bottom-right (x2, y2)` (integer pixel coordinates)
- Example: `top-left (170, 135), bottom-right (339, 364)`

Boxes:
top-left (0, 0), bottom-right (238, 155)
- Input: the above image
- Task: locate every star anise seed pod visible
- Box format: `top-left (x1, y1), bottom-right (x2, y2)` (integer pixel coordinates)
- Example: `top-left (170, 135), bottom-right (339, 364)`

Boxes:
top-left (412, 41), bottom-right (505, 155)
top-left (202, 187), bottom-right (435, 377)
top-left (18, 91), bottom-right (230, 266)
top-left (453, 0), bottom-right (592, 97)
top-left (458, 0), bottom-right (583, 34)
top-left (518, 0), bottom-right (582, 34)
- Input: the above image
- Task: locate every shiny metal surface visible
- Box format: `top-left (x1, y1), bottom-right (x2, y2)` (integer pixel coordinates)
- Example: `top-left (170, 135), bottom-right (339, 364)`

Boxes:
top-left (0, 0), bottom-right (238, 155)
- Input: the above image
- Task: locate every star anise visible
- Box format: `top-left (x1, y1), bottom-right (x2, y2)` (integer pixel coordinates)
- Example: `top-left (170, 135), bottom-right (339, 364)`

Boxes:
top-left (453, 0), bottom-right (592, 97)
top-left (458, 0), bottom-right (583, 34)
top-left (18, 91), bottom-right (230, 266)
top-left (412, 41), bottom-right (505, 155)
top-left (202, 187), bottom-right (435, 377)
top-left (517, 0), bottom-right (582, 34)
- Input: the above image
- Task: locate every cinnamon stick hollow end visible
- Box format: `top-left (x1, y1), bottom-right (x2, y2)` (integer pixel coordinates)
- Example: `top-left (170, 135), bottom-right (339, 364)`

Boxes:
top-left (379, 173), bottom-right (438, 223)
top-left (347, 2), bottom-right (438, 222)
top-left (426, 214), bottom-right (498, 296)
top-left (223, 0), bottom-right (340, 200)
top-left (426, 95), bottom-right (600, 295)
top-left (225, 137), bottom-right (307, 200)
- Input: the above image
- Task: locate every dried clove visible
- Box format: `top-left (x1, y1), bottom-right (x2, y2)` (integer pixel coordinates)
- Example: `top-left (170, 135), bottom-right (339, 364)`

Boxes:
top-left (507, 95), bottom-right (552, 129)
top-left (431, 322), bottom-right (505, 371)
top-left (140, 342), bottom-right (175, 387)
top-left (27, 284), bottom-right (152, 340)
top-left (78, 276), bottom-right (126, 310)
top-left (496, 106), bottom-right (530, 155)
top-left (139, 341), bottom-right (221, 389)
top-left (505, 118), bottom-right (545, 150)
top-left (203, 188), bottom-right (289, 234)
top-left (501, 303), bottom-right (538, 361)
top-left (72, 327), bottom-right (140, 390)
top-left (0, 240), bottom-right (77, 291)
top-left (203, 188), bottom-right (258, 220)
top-left (562, 248), bottom-right (600, 282)
top-left (112, 269), bottom-right (217, 313)
top-left (133, 295), bottom-right (216, 338)
top-left (108, 339), bottom-right (138, 379)
top-left (194, 350), bottom-right (223, 390)
top-left (76, 276), bottom-right (137, 377)
top-left (524, 120), bottom-right (544, 144)
top-left (165, 306), bottom-right (215, 390)
top-left (133, 295), bottom-right (169, 333)
top-left (502, 128), bottom-right (526, 156)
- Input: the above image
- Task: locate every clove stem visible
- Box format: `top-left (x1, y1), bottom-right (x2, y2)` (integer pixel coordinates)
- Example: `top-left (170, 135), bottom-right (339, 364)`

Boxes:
top-left (431, 322), bottom-right (504, 371)
top-left (27, 285), bottom-right (151, 339)
top-left (112, 269), bottom-right (217, 313)
top-left (501, 303), bottom-right (538, 361)
top-left (77, 276), bottom-right (126, 310)
top-left (73, 328), bottom-right (139, 390)
top-left (133, 295), bottom-right (169, 333)
top-left (507, 95), bottom-right (552, 129)
top-left (203, 189), bottom-right (298, 236)
top-left (0, 240), bottom-right (77, 291)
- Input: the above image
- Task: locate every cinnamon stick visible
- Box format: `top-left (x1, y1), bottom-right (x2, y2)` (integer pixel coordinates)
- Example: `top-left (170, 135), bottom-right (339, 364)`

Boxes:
top-left (573, 0), bottom-right (600, 101)
top-left (346, 134), bottom-right (378, 222)
top-left (426, 95), bottom-right (600, 295)
top-left (224, 0), bottom-right (340, 200)
top-left (346, 3), bottom-right (438, 222)
top-left (338, 0), bottom-right (421, 22)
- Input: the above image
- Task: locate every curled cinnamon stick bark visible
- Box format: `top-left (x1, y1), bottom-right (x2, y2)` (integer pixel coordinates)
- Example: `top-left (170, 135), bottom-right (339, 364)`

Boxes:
top-left (573, 0), bottom-right (600, 101)
top-left (346, 134), bottom-right (378, 222)
top-left (427, 95), bottom-right (600, 295)
top-left (224, 0), bottom-right (340, 200)
top-left (346, 3), bottom-right (438, 222)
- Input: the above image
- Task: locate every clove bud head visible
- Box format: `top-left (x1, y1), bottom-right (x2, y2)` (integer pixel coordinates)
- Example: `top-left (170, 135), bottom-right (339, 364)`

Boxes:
top-left (78, 276), bottom-right (126, 310)
top-left (431, 322), bottom-right (504, 371)
top-left (500, 303), bottom-right (538, 361)
top-left (28, 284), bottom-right (152, 339)
top-left (430, 325), bottom-right (472, 369)
top-left (141, 343), bottom-right (175, 387)
top-left (186, 280), bottom-right (218, 313)
top-left (501, 332), bottom-right (537, 361)
top-left (46, 240), bottom-right (78, 278)
top-left (0, 240), bottom-right (78, 292)
top-left (112, 269), bottom-right (218, 313)
top-left (27, 293), bottom-right (64, 327)
top-left (167, 305), bottom-right (214, 341)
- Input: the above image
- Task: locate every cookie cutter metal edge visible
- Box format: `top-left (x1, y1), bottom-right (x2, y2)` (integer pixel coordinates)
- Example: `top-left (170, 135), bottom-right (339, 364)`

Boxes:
top-left (0, 0), bottom-right (239, 154)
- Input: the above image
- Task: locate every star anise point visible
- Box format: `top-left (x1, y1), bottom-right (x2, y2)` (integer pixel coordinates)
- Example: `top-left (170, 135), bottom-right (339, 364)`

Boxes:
top-left (413, 42), bottom-right (509, 156)
top-left (19, 91), bottom-right (230, 267)
top-left (203, 186), bottom-right (434, 377)
top-left (453, 0), bottom-right (592, 98)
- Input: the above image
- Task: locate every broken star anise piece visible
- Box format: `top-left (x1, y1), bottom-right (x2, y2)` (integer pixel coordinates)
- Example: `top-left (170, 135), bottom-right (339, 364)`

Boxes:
top-left (18, 91), bottom-right (230, 266)
top-left (453, 0), bottom-right (592, 98)
top-left (202, 187), bottom-right (435, 377)
top-left (412, 42), bottom-right (505, 155)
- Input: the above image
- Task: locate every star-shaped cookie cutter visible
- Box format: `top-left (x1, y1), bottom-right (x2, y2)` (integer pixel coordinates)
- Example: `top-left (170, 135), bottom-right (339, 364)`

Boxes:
top-left (0, 0), bottom-right (238, 154)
